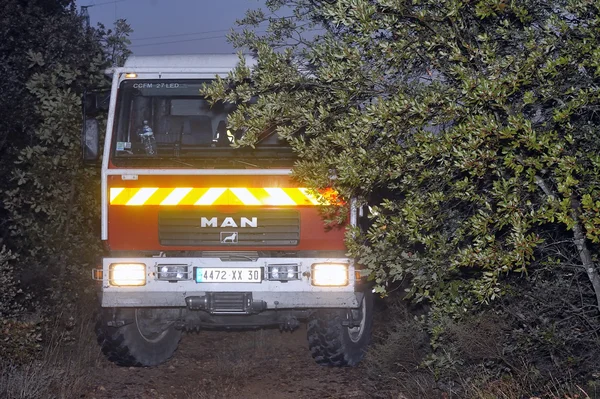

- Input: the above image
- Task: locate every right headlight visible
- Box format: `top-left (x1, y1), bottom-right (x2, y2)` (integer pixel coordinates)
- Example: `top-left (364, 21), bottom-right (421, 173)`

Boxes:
top-left (311, 263), bottom-right (349, 286)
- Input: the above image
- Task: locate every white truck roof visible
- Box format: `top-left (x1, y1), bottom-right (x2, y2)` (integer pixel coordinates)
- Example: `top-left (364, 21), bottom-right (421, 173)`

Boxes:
top-left (123, 54), bottom-right (255, 69)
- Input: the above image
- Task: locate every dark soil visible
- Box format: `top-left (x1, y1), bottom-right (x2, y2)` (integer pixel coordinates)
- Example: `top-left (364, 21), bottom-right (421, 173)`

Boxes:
top-left (85, 325), bottom-right (378, 399)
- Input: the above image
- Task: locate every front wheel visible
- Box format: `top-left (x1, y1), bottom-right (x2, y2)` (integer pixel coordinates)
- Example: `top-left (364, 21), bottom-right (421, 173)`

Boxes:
top-left (96, 308), bottom-right (182, 367)
top-left (307, 290), bottom-right (374, 367)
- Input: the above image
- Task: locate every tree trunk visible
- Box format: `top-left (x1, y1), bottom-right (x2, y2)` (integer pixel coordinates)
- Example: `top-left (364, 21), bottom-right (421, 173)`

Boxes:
top-left (571, 198), bottom-right (600, 311)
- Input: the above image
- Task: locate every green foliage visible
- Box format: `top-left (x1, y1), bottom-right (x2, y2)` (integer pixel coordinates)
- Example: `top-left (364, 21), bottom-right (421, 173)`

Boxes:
top-left (7, 52), bottom-right (103, 301)
top-left (0, 320), bottom-right (42, 365)
top-left (205, 0), bottom-right (600, 310)
top-left (99, 18), bottom-right (133, 67)
top-left (367, 269), bottom-right (600, 398)
top-left (0, 1), bottom-right (125, 318)
top-left (0, 4), bottom-right (127, 396)
top-left (0, 247), bottom-right (29, 319)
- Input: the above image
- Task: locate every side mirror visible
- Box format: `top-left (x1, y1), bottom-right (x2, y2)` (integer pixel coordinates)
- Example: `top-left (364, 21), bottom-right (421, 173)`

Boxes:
top-left (84, 91), bottom-right (110, 115)
top-left (82, 118), bottom-right (100, 162)
top-left (81, 89), bottom-right (109, 164)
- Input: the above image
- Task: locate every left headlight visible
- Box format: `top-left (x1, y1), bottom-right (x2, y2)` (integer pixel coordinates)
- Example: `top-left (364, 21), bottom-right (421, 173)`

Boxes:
top-left (109, 263), bottom-right (146, 286)
top-left (311, 263), bottom-right (349, 286)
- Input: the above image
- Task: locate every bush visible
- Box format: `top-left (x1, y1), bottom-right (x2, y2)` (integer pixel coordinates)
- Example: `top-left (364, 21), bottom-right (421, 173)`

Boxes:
top-left (0, 308), bottom-right (101, 399)
top-left (0, 247), bottom-right (27, 319)
top-left (364, 298), bottom-right (438, 398)
top-left (0, 319), bottom-right (42, 366)
top-left (366, 265), bottom-right (600, 398)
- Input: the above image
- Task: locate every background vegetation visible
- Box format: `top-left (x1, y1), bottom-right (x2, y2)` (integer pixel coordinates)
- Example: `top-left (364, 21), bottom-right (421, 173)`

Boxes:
top-left (0, 1), bottom-right (130, 397)
top-left (203, 0), bottom-right (600, 396)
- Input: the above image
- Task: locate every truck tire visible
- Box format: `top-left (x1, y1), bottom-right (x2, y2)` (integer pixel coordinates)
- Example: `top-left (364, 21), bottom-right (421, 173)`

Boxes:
top-left (307, 290), bottom-right (373, 367)
top-left (96, 308), bottom-right (182, 367)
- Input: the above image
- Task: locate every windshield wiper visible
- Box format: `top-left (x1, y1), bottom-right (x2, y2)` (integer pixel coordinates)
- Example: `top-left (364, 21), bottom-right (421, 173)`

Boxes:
top-left (171, 158), bottom-right (195, 167)
top-left (232, 159), bottom-right (259, 168)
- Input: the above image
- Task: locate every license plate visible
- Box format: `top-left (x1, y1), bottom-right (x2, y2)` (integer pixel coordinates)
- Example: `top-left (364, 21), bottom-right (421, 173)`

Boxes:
top-left (195, 268), bottom-right (262, 283)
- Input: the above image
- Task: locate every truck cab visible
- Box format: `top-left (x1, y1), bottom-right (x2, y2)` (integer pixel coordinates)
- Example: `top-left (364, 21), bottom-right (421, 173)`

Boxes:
top-left (87, 54), bottom-right (372, 367)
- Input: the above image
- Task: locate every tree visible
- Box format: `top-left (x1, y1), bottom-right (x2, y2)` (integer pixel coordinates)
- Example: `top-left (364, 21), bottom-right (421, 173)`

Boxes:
top-left (0, 0), bottom-right (126, 316)
top-left (99, 18), bottom-right (133, 67)
top-left (204, 0), bottom-right (600, 314)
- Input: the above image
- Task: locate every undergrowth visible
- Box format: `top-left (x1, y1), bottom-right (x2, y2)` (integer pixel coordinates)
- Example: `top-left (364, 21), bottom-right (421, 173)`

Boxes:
top-left (364, 267), bottom-right (600, 399)
top-left (0, 307), bottom-right (101, 399)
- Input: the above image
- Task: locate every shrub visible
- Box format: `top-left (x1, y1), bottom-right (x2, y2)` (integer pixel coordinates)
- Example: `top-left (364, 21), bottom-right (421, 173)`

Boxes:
top-left (0, 246), bottom-right (26, 319)
top-left (0, 308), bottom-right (101, 399)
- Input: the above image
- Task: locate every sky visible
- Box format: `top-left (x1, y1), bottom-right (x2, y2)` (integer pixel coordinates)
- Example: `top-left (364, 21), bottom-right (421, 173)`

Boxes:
top-left (75, 0), bottom-right (267, 55)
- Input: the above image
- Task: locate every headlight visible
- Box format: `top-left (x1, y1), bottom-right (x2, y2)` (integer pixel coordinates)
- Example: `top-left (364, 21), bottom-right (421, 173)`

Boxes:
top-left (109, 263), bottom-right (146, 286)
top-left (311, 263), bottom-right (349, 286)
top-left (267, 264), bottom-right (300, 281)
top-left (156, 264), bottom-right (190, 281)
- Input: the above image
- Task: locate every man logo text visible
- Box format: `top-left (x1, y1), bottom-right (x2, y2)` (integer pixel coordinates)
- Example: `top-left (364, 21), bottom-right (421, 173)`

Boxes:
top-left (201, 217), bottom-right (258, 228)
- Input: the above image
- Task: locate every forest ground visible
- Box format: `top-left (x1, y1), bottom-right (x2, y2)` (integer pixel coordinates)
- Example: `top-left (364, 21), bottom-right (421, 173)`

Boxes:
top-left (84, 325), bottom-right (383, 399)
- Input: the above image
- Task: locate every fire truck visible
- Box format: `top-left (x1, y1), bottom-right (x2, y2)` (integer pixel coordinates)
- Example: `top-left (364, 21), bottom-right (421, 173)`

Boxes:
top-left (82, 54), bottom-right (373, 367)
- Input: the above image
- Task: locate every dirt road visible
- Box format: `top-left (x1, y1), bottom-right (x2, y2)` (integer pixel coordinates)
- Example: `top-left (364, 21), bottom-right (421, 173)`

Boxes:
top-left (85, 325), bottom-right (377, 399)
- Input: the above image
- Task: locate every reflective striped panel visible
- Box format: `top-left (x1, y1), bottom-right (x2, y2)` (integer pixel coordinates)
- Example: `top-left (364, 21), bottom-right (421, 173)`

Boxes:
top-left (109, 187), bottom-right (327, 206)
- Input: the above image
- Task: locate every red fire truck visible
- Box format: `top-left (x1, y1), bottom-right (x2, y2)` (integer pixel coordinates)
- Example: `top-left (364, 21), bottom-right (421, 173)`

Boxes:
top-left (83, 54), bottom-right (373, 367)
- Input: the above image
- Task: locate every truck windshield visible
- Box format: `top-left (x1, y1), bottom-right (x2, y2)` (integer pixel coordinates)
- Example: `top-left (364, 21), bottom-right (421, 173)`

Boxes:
top-left (111, 79), bottom-right (293, 167)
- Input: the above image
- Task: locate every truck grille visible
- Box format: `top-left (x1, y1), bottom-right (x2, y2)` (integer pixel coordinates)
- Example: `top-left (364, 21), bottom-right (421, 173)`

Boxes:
top-left (158, 209), bottom-right (300, 247)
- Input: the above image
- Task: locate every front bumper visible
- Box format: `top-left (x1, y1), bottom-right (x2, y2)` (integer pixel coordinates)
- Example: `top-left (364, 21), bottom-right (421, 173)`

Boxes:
top-left (97, 257), bottom-right (359, 309)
